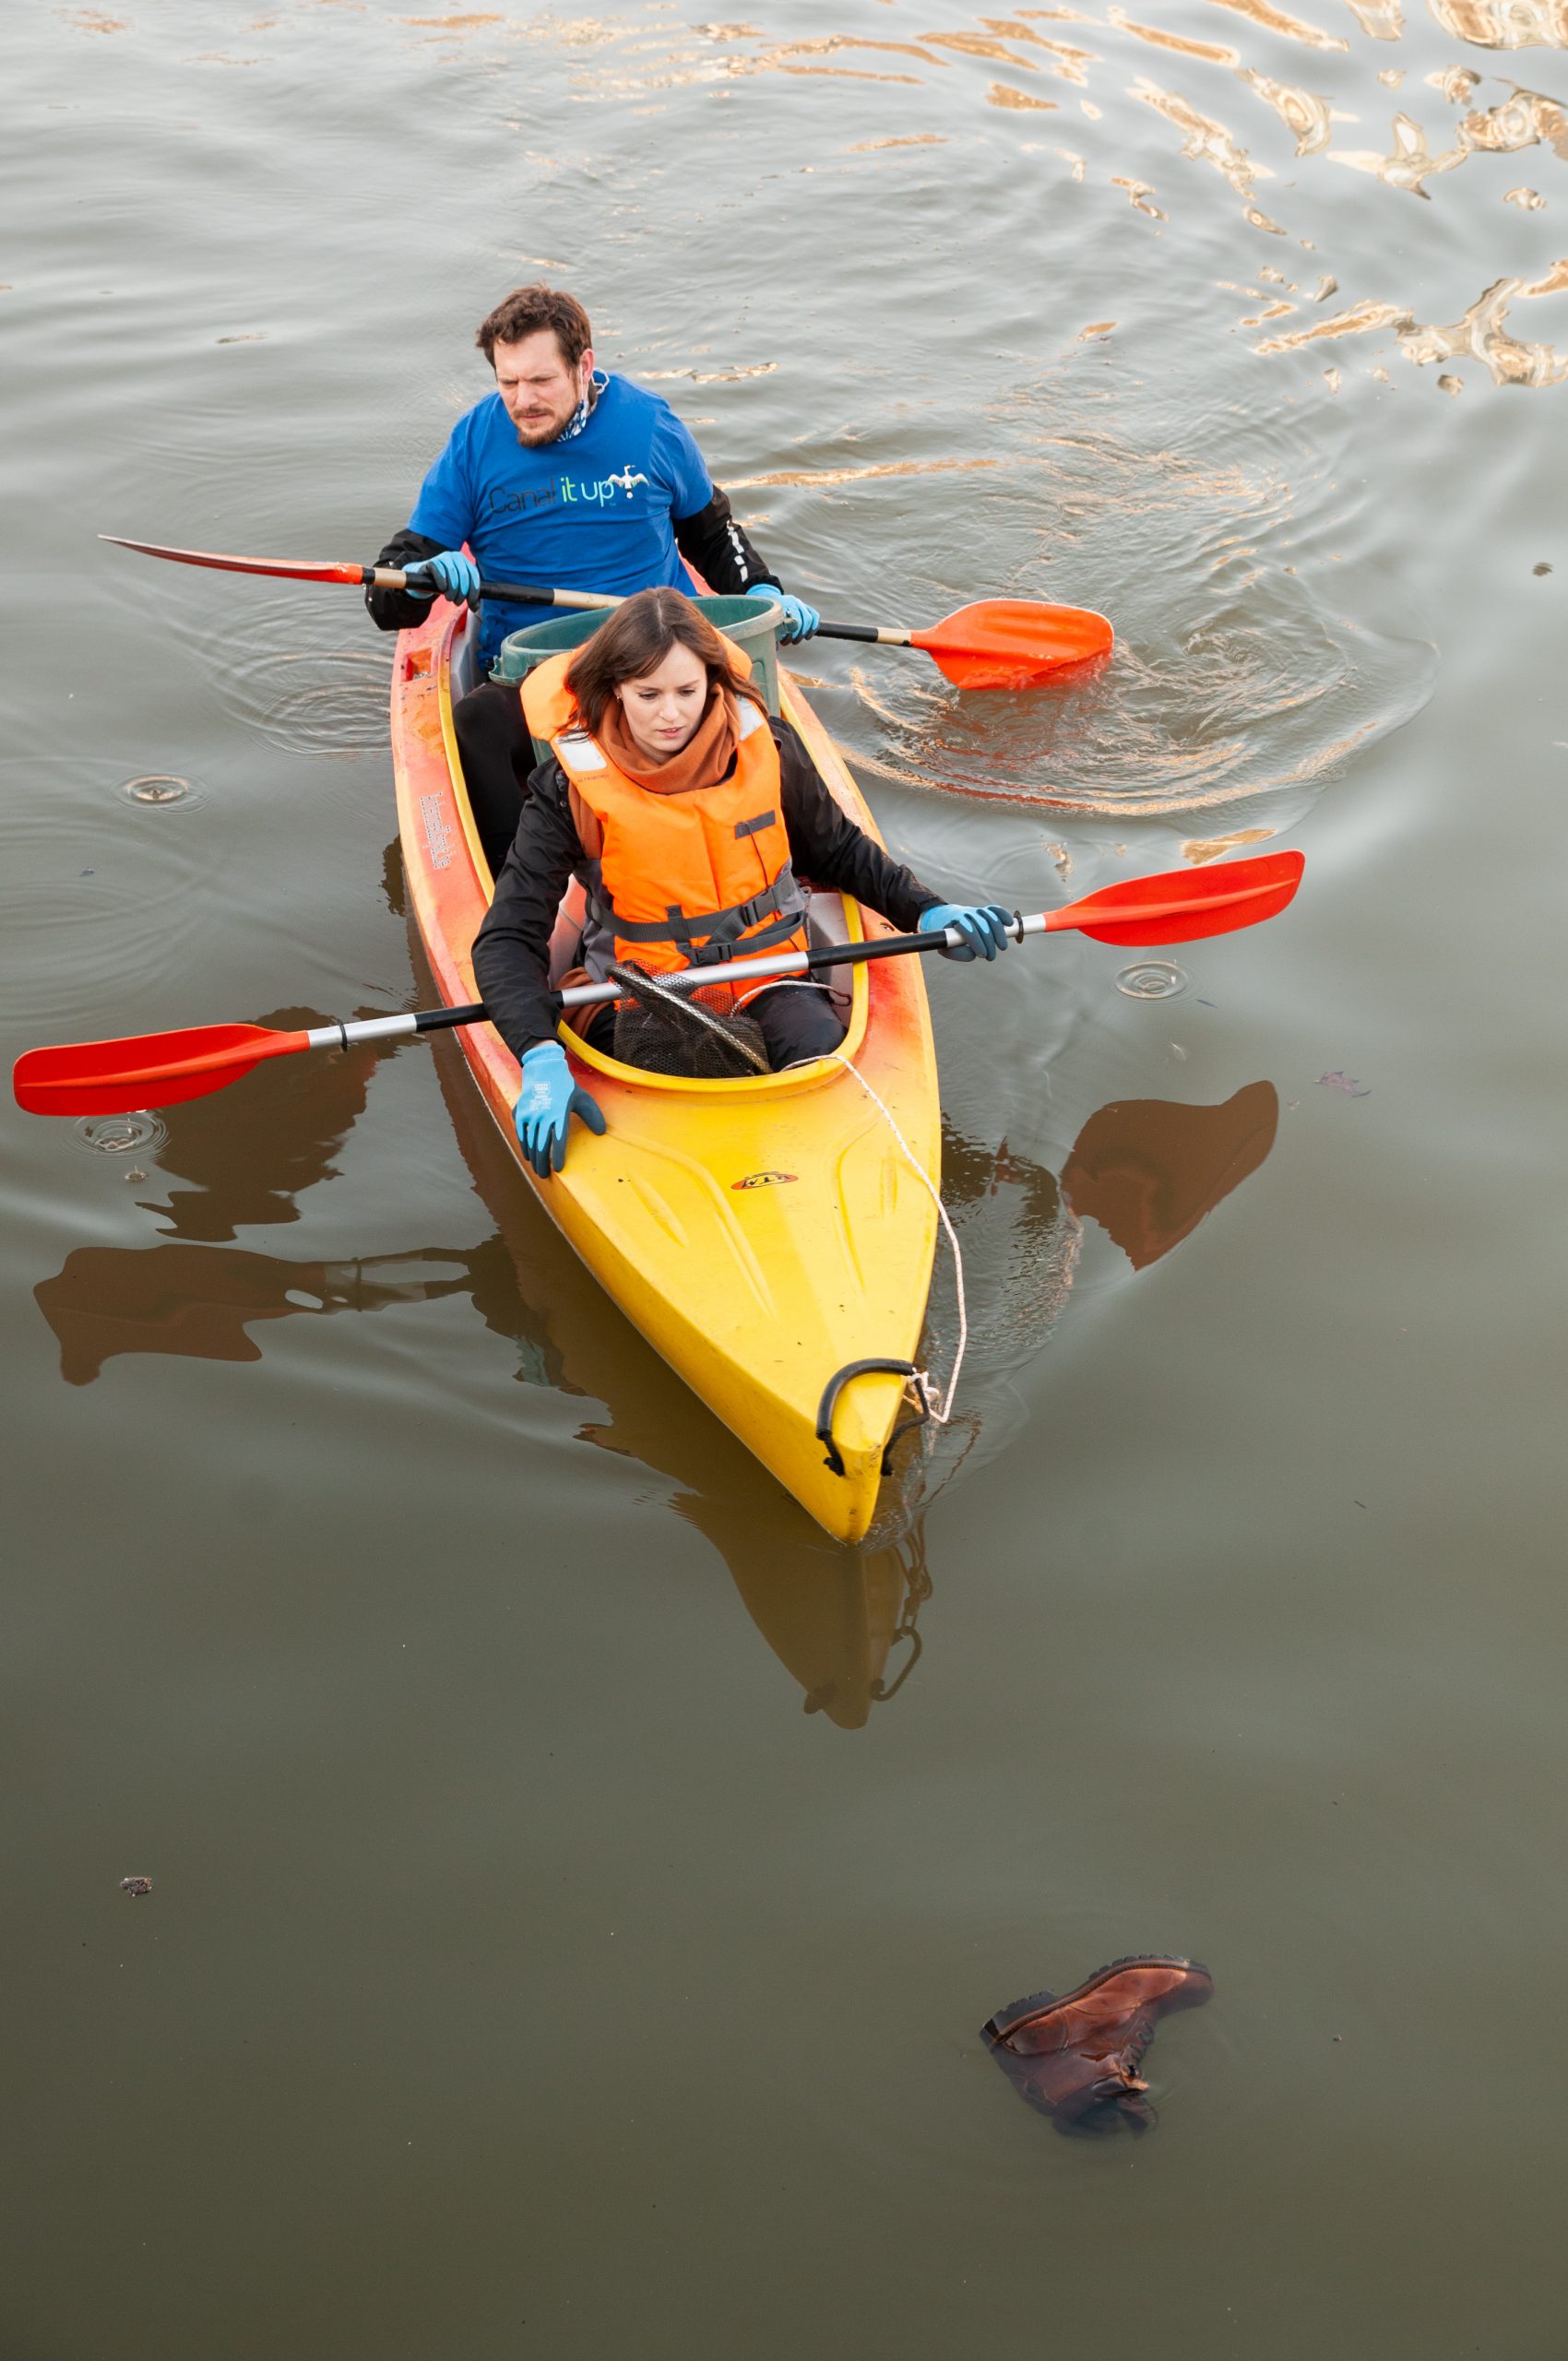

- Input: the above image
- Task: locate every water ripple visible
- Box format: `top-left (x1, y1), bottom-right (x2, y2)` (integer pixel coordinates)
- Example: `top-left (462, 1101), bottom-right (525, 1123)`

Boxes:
top-left (0, 758), bottom-right (224, 1025)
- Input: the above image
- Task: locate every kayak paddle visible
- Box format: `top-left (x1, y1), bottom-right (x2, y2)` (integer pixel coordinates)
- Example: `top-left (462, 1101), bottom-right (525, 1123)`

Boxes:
top-left (16, 852), bottom-right (1302, 1119)
top-left (101, 537), bottom-right (1109, 686)
top-left (813, 598), bottom-right (1112, 688)
top-left (99, 534), bottom-right (619, 614)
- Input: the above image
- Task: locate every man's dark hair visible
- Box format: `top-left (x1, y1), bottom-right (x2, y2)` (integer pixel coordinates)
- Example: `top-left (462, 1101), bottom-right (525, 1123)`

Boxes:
top-left (475, 285), bottom-right (593, 369)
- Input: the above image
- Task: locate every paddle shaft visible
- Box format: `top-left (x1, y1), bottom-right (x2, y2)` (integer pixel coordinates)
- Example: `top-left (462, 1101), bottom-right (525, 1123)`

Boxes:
top-left (814, 619), bottom-right (916, 648)
top-left (280, 879), bottom-right (1274, 1057)
top-left (100, 540), bottom-right (1111, 681)
top-left (371, 568), bottom-right (619, 611)
top-left (283, 922), bottom-right (999, 1064)
top-left (14, 852), bottom-right (1301, 1111)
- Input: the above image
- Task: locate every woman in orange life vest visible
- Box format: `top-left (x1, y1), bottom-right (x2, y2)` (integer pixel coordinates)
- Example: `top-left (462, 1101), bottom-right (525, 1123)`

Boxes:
top-left (472, 587), bottom-right (1014, 1177)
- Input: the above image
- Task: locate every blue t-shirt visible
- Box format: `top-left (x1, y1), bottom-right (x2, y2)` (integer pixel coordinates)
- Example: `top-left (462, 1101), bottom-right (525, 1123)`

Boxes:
top-left (409, 374), bottom-right (714, 665)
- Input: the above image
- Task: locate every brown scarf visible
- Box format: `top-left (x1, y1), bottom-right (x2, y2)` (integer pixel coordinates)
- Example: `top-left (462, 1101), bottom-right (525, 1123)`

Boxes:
top-left (595, 684), bottom-right (739, 798)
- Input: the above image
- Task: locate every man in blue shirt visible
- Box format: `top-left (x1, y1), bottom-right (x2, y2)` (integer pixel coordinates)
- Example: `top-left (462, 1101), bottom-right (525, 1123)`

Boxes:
top-left (367, 283), bottom-right (820, 873)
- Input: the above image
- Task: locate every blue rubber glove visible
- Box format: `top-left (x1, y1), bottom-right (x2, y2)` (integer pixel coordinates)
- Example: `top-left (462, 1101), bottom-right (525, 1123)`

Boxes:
top-left (402, 550), bottom-right (481, 605)
top-left (918, 903), bottom-right (1016, 962)
top-left (513, 1041), bottom-right (607, 1178)
top-left (768, 588), bottom-right (820, 645)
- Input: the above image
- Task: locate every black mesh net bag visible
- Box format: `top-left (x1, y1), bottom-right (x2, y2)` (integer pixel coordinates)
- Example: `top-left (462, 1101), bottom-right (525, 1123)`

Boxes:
top-left (607, 960), bottom-right (770, 1079)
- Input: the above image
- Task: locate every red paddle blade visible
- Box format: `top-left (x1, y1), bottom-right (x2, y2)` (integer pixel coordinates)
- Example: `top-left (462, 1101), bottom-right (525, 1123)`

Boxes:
top-left (100, 534), bottom-right (364, 586)
top-left (14, 1023), bottom-right (308, 1118)
top-left (912, 599), bottom-right (1113, 689)
top-left (1051, 849), bottom-right (1305, 948)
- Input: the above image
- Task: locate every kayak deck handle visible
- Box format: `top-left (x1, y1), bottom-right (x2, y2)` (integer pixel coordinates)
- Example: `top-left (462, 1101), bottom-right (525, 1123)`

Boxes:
top-left (816, 1358), bottom-right (931, 1477)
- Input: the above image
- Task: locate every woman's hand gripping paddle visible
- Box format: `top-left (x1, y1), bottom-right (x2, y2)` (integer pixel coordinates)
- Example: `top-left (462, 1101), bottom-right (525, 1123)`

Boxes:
top-left (14, 852), bottom-right (1303, 1120)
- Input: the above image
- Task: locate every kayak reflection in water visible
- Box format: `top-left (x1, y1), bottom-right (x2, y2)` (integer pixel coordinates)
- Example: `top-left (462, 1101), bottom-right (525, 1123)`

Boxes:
top-left (473, 587), bottom-right (1015, 1179)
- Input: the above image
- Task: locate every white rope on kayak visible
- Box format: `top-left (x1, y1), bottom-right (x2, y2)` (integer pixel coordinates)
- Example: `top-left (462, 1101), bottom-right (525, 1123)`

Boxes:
top-left (827, 1049), bottom-right (968, 1425)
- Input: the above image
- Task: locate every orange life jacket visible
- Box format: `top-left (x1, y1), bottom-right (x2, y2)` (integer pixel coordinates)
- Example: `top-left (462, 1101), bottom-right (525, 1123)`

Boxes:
top-left (520, 649), bottom-right (808, 995)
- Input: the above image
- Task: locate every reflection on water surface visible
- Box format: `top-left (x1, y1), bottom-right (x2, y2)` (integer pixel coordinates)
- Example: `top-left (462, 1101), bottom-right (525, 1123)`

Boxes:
top-left (31, 1018), bottom-right (1280, 1721)
top-left (6, 2), bottom-right (1568, 2351)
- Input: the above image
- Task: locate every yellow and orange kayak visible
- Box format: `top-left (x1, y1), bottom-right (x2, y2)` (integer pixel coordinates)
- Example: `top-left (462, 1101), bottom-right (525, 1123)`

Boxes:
top-left (391, 599), bottom-right (940, 1543)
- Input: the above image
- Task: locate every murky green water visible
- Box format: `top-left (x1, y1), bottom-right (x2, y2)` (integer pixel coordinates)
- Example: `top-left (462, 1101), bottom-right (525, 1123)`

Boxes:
top-left (4, 4), bottom-right (1567, 2353)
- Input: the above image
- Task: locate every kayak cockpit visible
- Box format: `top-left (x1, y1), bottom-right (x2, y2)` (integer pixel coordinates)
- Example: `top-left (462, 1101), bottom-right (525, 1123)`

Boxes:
top-left (454, 603), bottom-right (873, 1099)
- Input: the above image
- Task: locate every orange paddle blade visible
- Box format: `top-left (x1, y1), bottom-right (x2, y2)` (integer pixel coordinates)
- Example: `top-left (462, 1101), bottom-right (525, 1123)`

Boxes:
top-left (14, 1023), bottom-right (310, 1118)
top-left (1047, 849), bottom-right (1304, 947)
top-left (100, 534), bottom-right (365, 585)
top-left (912, 599), bottom-right (1113, 689)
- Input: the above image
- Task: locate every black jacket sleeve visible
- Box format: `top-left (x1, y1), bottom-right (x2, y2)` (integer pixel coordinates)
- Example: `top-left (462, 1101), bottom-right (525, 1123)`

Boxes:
top-left (364, 528), bottom-right (445, 633)
top-left (469, 719), bottom-right (944, 1067)
top-left (672, 485), bottom-right (783, 599)
top-left (773, 720), bottom-right (942, 933)
top-left (471, 760), bottom-right (584, 1060)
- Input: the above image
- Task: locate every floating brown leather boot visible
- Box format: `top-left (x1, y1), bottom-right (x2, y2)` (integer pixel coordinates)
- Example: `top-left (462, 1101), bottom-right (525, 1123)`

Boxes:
top-left (983, 1954), bottom-right (1213, 2134)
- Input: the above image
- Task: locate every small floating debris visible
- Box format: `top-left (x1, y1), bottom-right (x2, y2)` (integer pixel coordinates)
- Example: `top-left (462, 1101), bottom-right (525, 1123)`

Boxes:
top-left (643, 361), bottom-right (777, 384)
top-left (119, 1876), bottom-right (153, 1898)
top-left (75, 1110), bottom-right (168, 1156)
top-left (1318, 1070), bottom-right (1371, 1097)
top-left (123, 773), bottom-right (193, 805)
top-left (1534, 561), bottom-right (1552, 575)
top-left (1116, 960), bottom-right (1188, 1002)
top-left (984, 1955), bottom-right (1213, 2135)
top-left (1182, 827), bottom-right (1273, 866)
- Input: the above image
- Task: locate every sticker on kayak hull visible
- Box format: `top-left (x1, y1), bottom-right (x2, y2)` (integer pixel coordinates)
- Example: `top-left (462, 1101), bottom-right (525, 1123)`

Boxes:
top-left (421, 790), bottom-right (455, 872)
top-left (731, 1169), bottom-right (798, 1191)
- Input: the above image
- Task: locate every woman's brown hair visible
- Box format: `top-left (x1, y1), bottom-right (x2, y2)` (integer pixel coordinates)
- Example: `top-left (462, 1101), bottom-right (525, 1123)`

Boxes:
top-left (564, 587), bottom-right (766, 735)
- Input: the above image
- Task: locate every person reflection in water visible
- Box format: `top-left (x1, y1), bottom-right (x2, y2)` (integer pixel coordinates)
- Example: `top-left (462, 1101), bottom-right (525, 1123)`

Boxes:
top-left (33, 1068), bottom-right (1278, 1723)
top-left (471, 588), bottom-right (1014, 1178)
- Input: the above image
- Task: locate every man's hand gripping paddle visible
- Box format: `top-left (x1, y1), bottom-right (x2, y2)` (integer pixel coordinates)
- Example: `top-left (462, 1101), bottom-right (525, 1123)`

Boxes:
top-left (101, 539), bottom-right (1111, 686)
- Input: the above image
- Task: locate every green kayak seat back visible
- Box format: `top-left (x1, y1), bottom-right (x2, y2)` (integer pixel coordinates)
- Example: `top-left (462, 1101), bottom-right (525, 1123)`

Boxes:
top-left (492, 593), bottom-right (784, 765)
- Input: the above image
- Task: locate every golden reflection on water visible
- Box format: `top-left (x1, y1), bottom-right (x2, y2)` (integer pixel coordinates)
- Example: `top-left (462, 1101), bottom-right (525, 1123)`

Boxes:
top-left (1235, 67), bottom-right (1335, 152)
top-left (480, 0), bottom-right (1568, 408)
top-left (1429, 0), bottom-right (1568, 46)
top-left (1257, 269), bottom-right (1568, 385)
top-left (1202, 0), bottom-right (1348, 49)
top-left (1109, 12), bottom-right (1241, 65)
top-left (1134, 77), bottom-right (1289, 227)
top-left (1331, 110), bottom-right (1469, 190)
top-left (60, 0), bottom-right (1558, 822)
top-left (727, 455), bottom-right (1005, 490)
top-left (987, 78), bottom-right (1060, 107)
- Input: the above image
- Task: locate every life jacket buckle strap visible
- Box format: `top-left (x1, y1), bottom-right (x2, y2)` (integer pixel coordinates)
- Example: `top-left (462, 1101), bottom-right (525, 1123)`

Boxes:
top-left (592, 866), bottom-right (806, 956)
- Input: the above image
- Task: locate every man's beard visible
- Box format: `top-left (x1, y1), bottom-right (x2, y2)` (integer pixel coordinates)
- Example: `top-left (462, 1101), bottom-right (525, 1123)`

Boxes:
top-left (514, 408), bottom-right (575, 446)
top-left (512, 374), bottom-right (597, 447)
